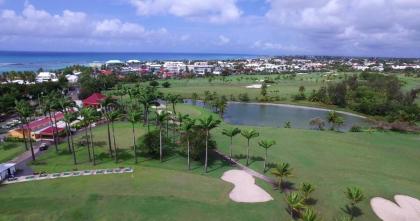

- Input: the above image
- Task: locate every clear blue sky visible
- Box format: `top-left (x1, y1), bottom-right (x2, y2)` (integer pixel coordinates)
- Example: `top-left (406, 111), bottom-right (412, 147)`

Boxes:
top-left (1, 0), bottom-right (420, 57)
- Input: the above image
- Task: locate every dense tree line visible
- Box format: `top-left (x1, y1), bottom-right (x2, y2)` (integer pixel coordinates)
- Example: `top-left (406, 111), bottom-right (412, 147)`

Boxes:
top-left (308, 73), bottom-right (419, 123)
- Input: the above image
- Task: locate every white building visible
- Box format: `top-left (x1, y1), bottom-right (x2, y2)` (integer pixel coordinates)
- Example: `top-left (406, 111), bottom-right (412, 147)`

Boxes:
top-left (65, 74), bottom-right (79, 83)
top-left (0, 163), bottom-right (16, 182)
top-left (164, 62), bottom-right (186, 74)
top-left (36, 72), bottom-right (58, 83)
top-left (191, 62), bottom-right (213, 75)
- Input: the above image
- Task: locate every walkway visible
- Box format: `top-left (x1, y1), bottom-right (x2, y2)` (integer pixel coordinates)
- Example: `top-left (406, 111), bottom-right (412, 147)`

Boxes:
top-left (213, 150), bottom-right (277, 187)
top-left (2, 167), bottom-right (133, 185)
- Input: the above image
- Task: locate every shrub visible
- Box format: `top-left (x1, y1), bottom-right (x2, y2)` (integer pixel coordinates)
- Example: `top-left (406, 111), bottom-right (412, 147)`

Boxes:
top-left (238, 93), bottom-right (250, 102)
top-left (179, 128), bottom-right (216, 161)
top-left (162, 81), bottom-right (171, 88)
top-left (350, 125), bottom-right (362, 132)
top-left (137, 129), bottom-right (170, 158)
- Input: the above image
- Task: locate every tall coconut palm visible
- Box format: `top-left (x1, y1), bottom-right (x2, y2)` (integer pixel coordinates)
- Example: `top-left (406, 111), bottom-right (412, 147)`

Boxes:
top-left (101, 97), bottom-right (116, 157)
top-left (15, 100), bottom-right (35, 161)
top-left (198, 115), bottom-right (221, 173)
top-left (285, 192), bottom-right (304, 219)
top-left (156, 111), bottom-right (169, 162)
top-left (240, 129), bottom-right (259, 166)
top-left (180, 118), bottom-right (195, 170)
top-left (14, 100), bottom-right (29, 151)
top-left (107, 110), bottom-right (121, 163)
top-left (57, 96), bottom-right (74, 153)
top-left (167, 94), bottom-right (181, 114)
top-left (81, 108), bottom-right (97, 165)
top-left (63, 112), bottom-right (77, 165)
top-left (258, 140), bottom-right (276, 172)
top-left (176, 113), bottom-right (189, 141)
top-left (137, 86), bottom-right (159, 132)
top-left (271, 162), bottom-right (292, 190)
top-left (127, 110), bottom-right (141, 163)
top-left (221, 127), bottom-right (241, 161)
top-left (80, 108), bottom-right (92, 162)
top-left (41, 94), bottom-right (59, 152)
top-left (300, 182), bottom-right (315, 202)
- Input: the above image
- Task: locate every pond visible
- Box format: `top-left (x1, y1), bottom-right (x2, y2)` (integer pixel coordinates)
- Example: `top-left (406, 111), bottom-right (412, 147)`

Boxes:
top-left (184, 100), bottom-right (369, 131)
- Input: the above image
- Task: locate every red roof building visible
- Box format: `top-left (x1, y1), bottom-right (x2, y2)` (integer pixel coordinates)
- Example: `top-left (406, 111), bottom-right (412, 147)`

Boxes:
top-left (83, 93), bottom-right (106, 108)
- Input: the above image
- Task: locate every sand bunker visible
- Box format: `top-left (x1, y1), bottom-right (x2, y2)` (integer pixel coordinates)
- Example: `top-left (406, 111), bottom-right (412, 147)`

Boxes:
top-left (371, 195), bottom-right (420, 221)
top-left (221, 169), bottom-right (273, 203)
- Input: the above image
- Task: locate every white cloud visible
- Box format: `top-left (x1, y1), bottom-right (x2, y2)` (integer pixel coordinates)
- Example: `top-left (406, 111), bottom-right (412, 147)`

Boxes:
top-left (253, 40), bottom-right (301, 52)
top-left (218, 35), bottom-right (230, 44)
top-left (265, 0), bottom-right (420, 52)
top-left (0, 3), bottom-right (167, 40)
top-left (129, 0), bottom-right (242, 23)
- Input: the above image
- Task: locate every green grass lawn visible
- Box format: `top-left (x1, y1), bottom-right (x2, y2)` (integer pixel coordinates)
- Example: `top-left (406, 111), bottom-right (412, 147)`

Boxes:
top-left (0, 103), bottom-right (419, 221)
top-left (0, 142), bottom-right (26, 163)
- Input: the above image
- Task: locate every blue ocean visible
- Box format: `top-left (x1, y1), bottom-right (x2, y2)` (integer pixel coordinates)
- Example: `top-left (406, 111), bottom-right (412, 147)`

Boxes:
top-left (0, 51), bottom-right (258, 72)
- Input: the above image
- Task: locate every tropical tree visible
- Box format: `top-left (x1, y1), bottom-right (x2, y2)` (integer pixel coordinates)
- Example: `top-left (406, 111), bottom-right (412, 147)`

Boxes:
top-left (301, 208), bottom-right (320, 221)
top-left (167, 93), bottom-right (181, 114)
top-left (327, 111), bottom-right (344, 131)
top-left (240, 129), bottom-right (259, 166)
top-left (180, 118), bottom-right (195, 170)
top-left (137, 86), bottom-right (159, 132)
top-left (107, 110), bottom-right (121, 163)
top-left (271, 162), bottom-right (292, 190)
top-left (285, 192), bottom-right (304, 219)
top-left (258, 140), bottom-right (276, 171)
top-left (127, 110), bottom-right (141, 163)
top-left (198, 115), bottom-right (221, 173)
top-left (15, 100), bottom-right (35, 161)
top-left (63, 112), bottom-right (77, 165)
top-left (57, 96), bottom-right (74, 153)
top-left (41, 94), bottom-right (59, 152)
top-left (284, 121), bottom-right (292, 128)
top-left (176, 113), bottom-right (189, 141)
top-left (101, 97), bottom-right (116, 157)
top-left (156, 111), bottom-right (170, 162)
top-left (81, 108), bottom-right (97, 165)
top-left (221, 127), bottom-right (241, 161)
top-left (300, 182), bottom-right (315, 202)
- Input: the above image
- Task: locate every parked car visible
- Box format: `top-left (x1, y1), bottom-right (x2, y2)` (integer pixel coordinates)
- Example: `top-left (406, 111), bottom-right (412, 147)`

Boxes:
top-left (39, 143), bottom-right (49, 151)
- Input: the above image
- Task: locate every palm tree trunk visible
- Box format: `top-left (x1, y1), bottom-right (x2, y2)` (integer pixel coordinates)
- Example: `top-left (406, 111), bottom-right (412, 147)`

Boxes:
top-left (85, 125), bottom-right (92, 162)
top-left (132, 123), bottom-right (137, 164)
top-left (264, 149), bottom-right (268, 172)
top-left (52, 113), bottom-right (59, 151)
top-left (159, 125), bottom-right (163, 162)
top-left (65, 124), bottom-right (72, 153)
top-left (20, 123), bottom-right (28, 151)
top-left (111, 122), bottom-right (118, 163)
top-left (70, 128), bottom-right (77, 165)
top-left (48, 111), bottom-right (58, 152)
top-left (89, 125), bottom-right (95, 165)
top-left (229, 137), bottom-right (233, 161)
top-left (27, 123), bottom-right (35, 161)
top-left (187, 136), bottom-right (190, 170)
top-left (205, 130), bottom-right (209, 173)
top-left (107, 122), bottom-right (113, 157)
top-left (246, 139), bottom-right (250, 166)
top-left (166, 118), bottom-right (169, 139)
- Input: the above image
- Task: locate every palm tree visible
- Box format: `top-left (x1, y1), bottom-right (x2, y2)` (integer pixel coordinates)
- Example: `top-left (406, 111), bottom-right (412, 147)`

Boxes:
top-left (57, 96), bottom-right (74, 153)
top-left (176, 113), bottom-right (189, 141)
top-left (80, 108), bottom-right (92, 162)
top-left (137, 86), bottom-right (159, 132)
top-left (127, 110), bottom-right (141, 163)
top-left (101, 97), bottom-right (116, 157)
top-left (301, 208), bottom-right (319, 221)
top-left (81, 108), bottom-right (97, 165)
top-left (156, 111), bottom-right (169, 162)
top-left (63, 112), bottom-right (77, 165)
top-left (240, 129), bottom-right (259, 166)
top-left (221, 127), bottom-right (241, 161)
top-left (327, 111), bottom-right (344, 131)
top-left (216, 97), bottom-right (228, 117)
top-left (198, 115), bottom-right (221, 173)
top-left (300, 182), bottom-right (315, 202)
top-left (285, 192), bottom-right (304, 219)
top-left (180, 118), bottom-right (195, 170)
top-left (271, 162), bottom-right (292, 190)
top-left (167, 94), bottom-right (181, 114)
top-left (15, 100), bottom-right (35, 161)
top-left (258, 140), bottom-right (276, 172)
top-left (107, 110), bottom-right (121, 163)
top-left (41, 94), bottom-right (59, 152)
top-left (14, 100), bottom-right (29, 151)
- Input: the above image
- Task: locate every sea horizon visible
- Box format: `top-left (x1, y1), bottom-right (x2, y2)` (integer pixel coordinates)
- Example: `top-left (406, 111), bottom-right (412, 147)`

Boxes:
top-left (0, 51), bottom-right (262, 73)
